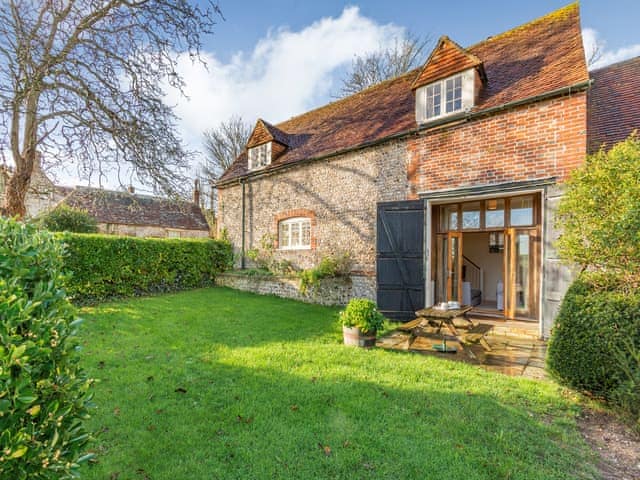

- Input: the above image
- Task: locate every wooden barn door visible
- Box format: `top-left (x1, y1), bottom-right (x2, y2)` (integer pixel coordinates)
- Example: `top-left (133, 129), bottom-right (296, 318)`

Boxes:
top-left (376, 200), bottom-right (425, 321)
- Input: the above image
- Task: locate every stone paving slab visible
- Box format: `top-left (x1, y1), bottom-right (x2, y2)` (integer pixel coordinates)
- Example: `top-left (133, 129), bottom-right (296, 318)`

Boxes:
top-left (376, 323), bottom-right (548, 378)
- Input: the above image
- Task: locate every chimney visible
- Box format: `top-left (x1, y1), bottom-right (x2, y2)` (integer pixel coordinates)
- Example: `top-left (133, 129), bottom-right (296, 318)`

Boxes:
top-left (128, 185), bottom-right (135, 194)
top-left (193, 178), bottom-right (200, 205)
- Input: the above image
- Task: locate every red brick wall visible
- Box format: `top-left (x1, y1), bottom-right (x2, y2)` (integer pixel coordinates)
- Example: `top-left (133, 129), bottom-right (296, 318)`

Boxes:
top-left (407, 92), bottom-right (587, 197)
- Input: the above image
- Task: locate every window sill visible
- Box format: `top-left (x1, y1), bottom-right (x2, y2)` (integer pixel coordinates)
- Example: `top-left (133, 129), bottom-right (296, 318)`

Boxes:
top-left (248, 163), bottom-right (271, 172)
top-left (418, 109), bottom-right (467, 125)
top-left (278, 246), bottom-right (312, 251)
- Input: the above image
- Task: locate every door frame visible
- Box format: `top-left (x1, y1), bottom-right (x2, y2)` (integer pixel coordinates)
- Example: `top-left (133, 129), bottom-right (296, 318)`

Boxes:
top-left (424, 187), bottom-right (546, 333)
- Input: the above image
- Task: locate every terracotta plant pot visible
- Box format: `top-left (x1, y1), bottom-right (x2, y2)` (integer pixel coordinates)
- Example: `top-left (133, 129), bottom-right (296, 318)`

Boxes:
top-left (342, 325), bottom-right (376, 348)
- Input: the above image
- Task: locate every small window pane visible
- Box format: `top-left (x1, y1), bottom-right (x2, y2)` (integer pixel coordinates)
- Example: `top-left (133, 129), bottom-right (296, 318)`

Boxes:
top-left (439, 205), bottom-right (458, 231)
top-left (279, 222), bottom-right (290, 248)
top-left (485, 199), bottom-right (505, 228)
top-left (445, 75), bottom-right (463, 113)
top-left (302, 222), bottom-right (311, 246)
top-left (510, 196), bottom-right (534, 226)
top-left (462, 202), bottom-right (481, 229)
top-left (290, 223), bottom-right (300, 246)
top-left (426, 84), bottom-right (442, 118)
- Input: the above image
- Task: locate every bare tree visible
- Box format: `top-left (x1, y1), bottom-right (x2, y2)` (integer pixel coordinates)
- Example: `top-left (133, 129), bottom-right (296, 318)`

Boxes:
top-left (586, 39), bottom-right (605, 68)
top-left (0, 1), bottom-right (222, 217)
top-left (339, 33), bottom-right (432, 97)
top-left (201, 115), bottom-right (251, 180)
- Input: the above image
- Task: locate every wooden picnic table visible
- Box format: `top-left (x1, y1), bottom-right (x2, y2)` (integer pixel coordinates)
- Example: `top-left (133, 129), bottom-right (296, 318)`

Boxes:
top-left (414, 305), bottom-right (493, 353)
top-left (415, 306), bottom-right (474, 336)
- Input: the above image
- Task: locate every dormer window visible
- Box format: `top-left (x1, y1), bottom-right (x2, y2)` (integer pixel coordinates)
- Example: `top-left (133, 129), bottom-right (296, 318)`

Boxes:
top-left (248, 142), bottom-right (271, 170)
top-left (425, 74), bottom-right (464, 119)
top-left (416, 69), bottom-right (479, 124)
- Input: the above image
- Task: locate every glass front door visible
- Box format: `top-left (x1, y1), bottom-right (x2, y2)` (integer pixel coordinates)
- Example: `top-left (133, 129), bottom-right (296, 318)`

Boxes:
top-left (435, 232), bottom-right (463, 304)
top-left (504, 228), bottom-right (537, 319)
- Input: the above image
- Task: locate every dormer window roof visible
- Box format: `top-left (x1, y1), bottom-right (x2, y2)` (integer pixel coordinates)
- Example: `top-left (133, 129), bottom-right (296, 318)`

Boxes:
top-left (245, 119), bottom-right (289, 171)
top-left (413, 36), bottom-right (487, 124)
top-left (411, 36), bottom-right (486, 90)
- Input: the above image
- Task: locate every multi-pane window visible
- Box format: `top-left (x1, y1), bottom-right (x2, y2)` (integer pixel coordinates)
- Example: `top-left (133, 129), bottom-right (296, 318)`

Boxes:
top-left (437, 196), bottom-right (537, 233)
top-left (426, 83), bottom-right (442, 118)
top-left (248, 142), bottom-right (271, 170)
top-left (445, 76), bottom-right (462, 113)
top-left (424, 74), bottom-right (464, 120)
top-left (278, 217), bottom-right (311, 250)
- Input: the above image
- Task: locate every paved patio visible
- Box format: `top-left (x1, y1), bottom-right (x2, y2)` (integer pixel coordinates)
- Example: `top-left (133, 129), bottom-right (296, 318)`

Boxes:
top-left (377, 318), bottom-right (547, 379)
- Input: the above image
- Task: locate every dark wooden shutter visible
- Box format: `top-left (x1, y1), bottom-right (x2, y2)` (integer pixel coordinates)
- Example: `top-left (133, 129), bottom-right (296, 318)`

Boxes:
top-left (376, 200), bottom-right (425, 321)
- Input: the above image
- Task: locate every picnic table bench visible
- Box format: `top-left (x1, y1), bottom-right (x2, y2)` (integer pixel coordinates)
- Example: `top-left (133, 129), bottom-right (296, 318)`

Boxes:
top-left (408, 306), bottom-right (493, 354)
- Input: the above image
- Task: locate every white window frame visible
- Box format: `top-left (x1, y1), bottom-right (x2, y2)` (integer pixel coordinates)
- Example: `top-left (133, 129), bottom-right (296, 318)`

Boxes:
top-left (416, 69), bottom-right (476, 124)
top-left (425, 74), bottom-right (463, 121)
top-left (278, 217), bottom-right (311, 250)
top-left (248, 142), bottom-right (272, 170)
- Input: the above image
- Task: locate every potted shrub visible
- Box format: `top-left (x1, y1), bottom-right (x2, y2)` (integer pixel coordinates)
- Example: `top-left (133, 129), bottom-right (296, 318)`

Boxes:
top-left (339, 298), bottom-right (385, 347)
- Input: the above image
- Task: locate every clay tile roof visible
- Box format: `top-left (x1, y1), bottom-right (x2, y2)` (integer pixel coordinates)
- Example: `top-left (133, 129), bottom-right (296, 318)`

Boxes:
top-left (246, 119), bottom-right (290, 148)
top-left (218, 3), bottom-right (588, 184)
top-left (61, 187), bottom-right (209, 231)
top-left (412, 36), bottom-right (484, 90)
top-left (588, 56), bottom-right (640, 153)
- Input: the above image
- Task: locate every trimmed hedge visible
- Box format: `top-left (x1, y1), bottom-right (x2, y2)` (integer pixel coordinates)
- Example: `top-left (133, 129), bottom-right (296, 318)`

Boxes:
top-left (58, 233), bottom-right (233, 302)
top-left (547, 274), bottom-right (640, 400)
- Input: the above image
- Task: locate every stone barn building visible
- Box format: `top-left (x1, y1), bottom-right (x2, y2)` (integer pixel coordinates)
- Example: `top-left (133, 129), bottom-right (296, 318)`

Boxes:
top-left (215, 4), bottom-right (640, 338)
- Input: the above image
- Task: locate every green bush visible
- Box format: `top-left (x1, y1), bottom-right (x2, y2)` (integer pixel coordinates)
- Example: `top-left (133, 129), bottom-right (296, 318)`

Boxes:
top-left (299, 252), bottom-right (352, 294)
top-left (39, 205), bottom-right (98, 233)
top-left (338, 299), bottom-right (385, 333)
top-left (0, 218), bottom-right (93, 478)
top-left (556, 134), bottom-right (640, 283)
top-left (612, 339), bottom-right (640, 429)
top-left (246, 234), bottom-right (297, 276)
top-left (59, 233), bottom-right (233, 303)
top-left (547, 274), bottom-right (640, 406)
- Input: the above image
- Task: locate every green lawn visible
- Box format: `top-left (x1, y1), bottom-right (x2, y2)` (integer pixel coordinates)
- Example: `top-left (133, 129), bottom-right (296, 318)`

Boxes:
top-left (77, 288), bottom-right (597, 479)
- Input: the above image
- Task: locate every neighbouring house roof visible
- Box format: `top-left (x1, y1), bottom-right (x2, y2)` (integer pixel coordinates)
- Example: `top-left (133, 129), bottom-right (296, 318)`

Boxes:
top-left (588, 56), bottom-right (640, 152)
top-left (60, 187), bottom-right (209, 231)
top-left (218, 3), bottom-right (588, 185)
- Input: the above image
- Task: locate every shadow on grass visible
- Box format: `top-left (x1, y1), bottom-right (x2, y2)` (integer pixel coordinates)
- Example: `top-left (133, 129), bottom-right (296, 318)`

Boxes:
top-left (78, 287), bottom-right (597, 479)
top-left (81, 355), bottom-right (597, 480)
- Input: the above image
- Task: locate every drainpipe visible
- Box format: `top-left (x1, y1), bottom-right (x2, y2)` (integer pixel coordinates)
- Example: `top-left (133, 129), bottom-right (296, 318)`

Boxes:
top-left (241, 179), bottom-right (246, 270)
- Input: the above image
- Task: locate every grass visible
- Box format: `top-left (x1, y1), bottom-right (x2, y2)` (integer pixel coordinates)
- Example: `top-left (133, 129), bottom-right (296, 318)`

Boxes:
top-left (77, 287), bottom-right (598, 479)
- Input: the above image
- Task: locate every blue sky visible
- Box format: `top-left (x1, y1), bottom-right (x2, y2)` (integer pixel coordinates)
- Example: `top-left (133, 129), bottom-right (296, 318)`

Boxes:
top-left (161, 1), bottom-right (639, 150)
top-left (208, 1), bottom-right (639, 64)
top-left (61, 1), bottom-right (640, 188)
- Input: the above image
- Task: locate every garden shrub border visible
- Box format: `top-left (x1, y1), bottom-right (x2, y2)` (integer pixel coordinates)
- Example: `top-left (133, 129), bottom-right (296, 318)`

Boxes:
top-left (547, 273), bottom-right (640, 426)
top-left (59, 233), bottom-right (233, 303)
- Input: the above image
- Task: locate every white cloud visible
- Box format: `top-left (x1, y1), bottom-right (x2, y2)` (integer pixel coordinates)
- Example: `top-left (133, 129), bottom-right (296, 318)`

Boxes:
top-left (583, 27), bottom-right (640, 70)
top-left (164, 6), bottom-right (405, 152)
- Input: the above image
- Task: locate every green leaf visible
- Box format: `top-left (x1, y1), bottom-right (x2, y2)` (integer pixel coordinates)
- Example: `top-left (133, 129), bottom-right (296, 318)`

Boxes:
top-left (75, 453), bottom-right (96, 464)
top-left (9, 445), bottom-right (27, 459)
top-left (17, 396), bottom-right (37, 405)
top-left (26, 404), bottom-right (41, 416)
top-left (10, 344), bottom-right (26, 362)
top-left (51, 429), bottom-right (59, 448)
